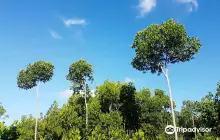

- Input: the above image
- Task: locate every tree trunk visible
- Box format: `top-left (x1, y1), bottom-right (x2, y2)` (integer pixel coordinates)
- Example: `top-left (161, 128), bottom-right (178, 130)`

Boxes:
top-left (85, 83), bottom-right (88, 125)
top-left (162, 67), bottom-right (178, 140)
top-left (35, 84), bottom-right (40, 140)
top-left (192, 115), bottom-right (196, 138)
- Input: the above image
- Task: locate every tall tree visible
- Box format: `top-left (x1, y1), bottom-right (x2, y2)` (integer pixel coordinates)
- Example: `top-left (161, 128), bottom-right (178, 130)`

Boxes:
top-left (66, 59), bottom-right (94, 125)
top-left (17, 60), bottom-right (54, 140)
top-left (131, 19), bottom-right (201, 139)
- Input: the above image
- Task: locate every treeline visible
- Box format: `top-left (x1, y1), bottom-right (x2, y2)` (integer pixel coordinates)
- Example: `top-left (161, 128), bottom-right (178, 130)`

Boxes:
top-left (1, 81), bottom-right (220, 139)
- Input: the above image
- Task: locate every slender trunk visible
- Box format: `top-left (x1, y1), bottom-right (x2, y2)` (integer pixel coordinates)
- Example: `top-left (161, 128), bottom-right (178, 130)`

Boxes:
top-left (192, 115), bottom-right (196, 138)
top-left (35, 84), bottom-right (40, 140)
top-left (85, 83), bottom-right (88, 125)
top-left (161, 67), bottom-right (178, 140)
top-left (165, 71), bottom-right (178, 140)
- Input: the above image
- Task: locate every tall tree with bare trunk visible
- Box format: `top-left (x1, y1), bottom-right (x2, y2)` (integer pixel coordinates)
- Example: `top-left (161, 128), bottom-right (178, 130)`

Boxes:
top-left (130, 19), bottom-right (201, 140)
top-left (17, 60), bottom-right (54, 140)
top-left (66, 59), bottom-right (94, 126)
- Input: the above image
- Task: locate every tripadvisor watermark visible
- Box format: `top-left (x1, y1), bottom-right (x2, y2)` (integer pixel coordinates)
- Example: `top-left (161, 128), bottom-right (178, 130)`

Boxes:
top-left (165, 125), bottom-right (212, 135)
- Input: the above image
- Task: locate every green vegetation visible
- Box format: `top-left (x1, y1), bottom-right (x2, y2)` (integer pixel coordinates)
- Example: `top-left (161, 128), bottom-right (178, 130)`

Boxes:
top-left (0, 103), bottom-right (7, 121)
top-left (131, 19), bottom-right (201, 140)
top-left (0, 19), bottom-right (218, 139)
top-left (66, 59), bottom-right (94, 126)
top-left (17, 60), bottom-right (54, 140)
top-left (1, 82), bottom-right (220, 139)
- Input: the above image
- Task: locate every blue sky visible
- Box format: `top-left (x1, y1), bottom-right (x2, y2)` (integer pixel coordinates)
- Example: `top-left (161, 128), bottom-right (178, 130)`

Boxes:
top-left (0, 0), bottom-right (220, 125)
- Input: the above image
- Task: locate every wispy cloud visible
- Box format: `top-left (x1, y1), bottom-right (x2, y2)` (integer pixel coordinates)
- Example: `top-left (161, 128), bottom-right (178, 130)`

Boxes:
top-left (125, 77), bottom-right (135, 83)
top-left (63, 18), bottom-right (87, 27)
top-left (50, 30), bottom-right (62, 39)
top-left (60, 89), bottom-right (73, 99)
top-left (137, 0), bottom-right (157, 17)
top-left (176, 0), bottom-right (199, 11)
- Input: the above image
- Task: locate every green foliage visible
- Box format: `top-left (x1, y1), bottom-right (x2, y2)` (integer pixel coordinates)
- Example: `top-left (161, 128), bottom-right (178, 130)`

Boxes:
top-left (17, 60), bottom-right (54, 89)
top-left (195, 83), bottom-right (220, 137)
top-left (17, 115), bottom-right (35, 140)
top-left (0, 121), bottom-right (19, 140)
top-left (4, 81), bottom-right (220, 139)
top-left (132, 129), bottom-right (145, 140)
top-left (59, 104), bottom-right (83, 134)
top-left (194, 133), bottom-right (217, 140)
top-left (131, 19), bottom-right (201, 75)
top-left (179, 101), bottom-right (198, 125)
top-left (178, 101), bottom-right (198, 139)
top-left (157, 132), bottom-right (175, 140)
top-left (42, 101), bottom-right (62, 139)
top-left (88, 111), bottom-right (128, 140)
top-left (66, 59), bottom-right (93, 92)
top-left (88, 97), bottom-right (101, 131)
top-left (0, 122), bottom-right (5, 139)
top-left (0, 103), bottom-right (8, 120)
top-left (17, 69), bottom-right (37, 90)
top-left (119, 82), bottom-right (140, 133)
top-left (95, 80), bottom-right (122, 113)
top-left (62, 129), bottom-right (81, 140)
top-left (136, 88), bottom-right (171, 132)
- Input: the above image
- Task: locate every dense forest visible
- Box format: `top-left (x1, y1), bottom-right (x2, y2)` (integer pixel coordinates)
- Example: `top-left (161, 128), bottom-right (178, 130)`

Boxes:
top-left (1, 20), bottom-right (219, 140)
top-left (1, 81), bottom-right (220, 140)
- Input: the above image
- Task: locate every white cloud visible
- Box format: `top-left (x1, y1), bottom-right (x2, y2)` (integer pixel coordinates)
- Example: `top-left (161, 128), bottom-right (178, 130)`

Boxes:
top-left (50, 30), bottom-right (62, 39)
top-left (125, 77), bottom-right (135, 83)
top-left (60, 90), bottom-right (73, 99)
top-left (176, 0), bottom-right (199, 11)
top-left (137, 0), bottom-right (157, 17)
top-left (63, 18), bottom-right (87, 27)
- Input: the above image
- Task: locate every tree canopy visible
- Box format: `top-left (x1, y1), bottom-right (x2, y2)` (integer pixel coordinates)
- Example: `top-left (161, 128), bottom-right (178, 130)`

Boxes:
top-left (131, 19), bottom-right (201, 75)
top-left (17, 60), bottom-right (54, 89)
top-left (66, 59), bottom-right (93, 85)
